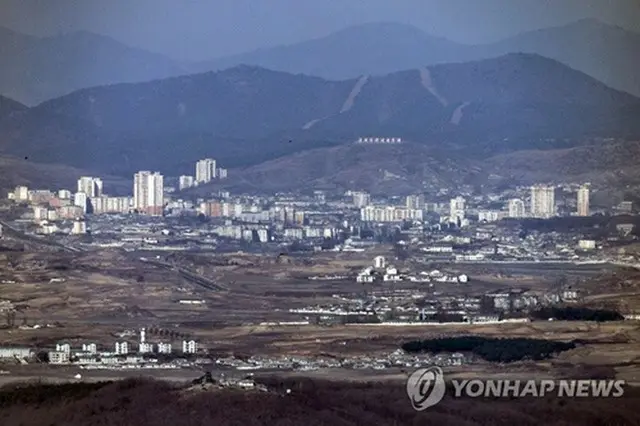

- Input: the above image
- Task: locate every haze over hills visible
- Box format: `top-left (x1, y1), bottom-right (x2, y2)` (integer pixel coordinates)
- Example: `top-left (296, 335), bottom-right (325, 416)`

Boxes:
top-left (0, 95), bottom-right (26, 119)
top-left (0, 27), bottom-right (186, 105)
top-left (195, 22), bottom-right (466, 81)
top-left (480, 19), bottom-right (640, 97)
top-left (200, 19), bottom-right (640, 96)
top-left (0, 53), bottom-right (639, 178)
top-left (1, 18), bottom-right (639, 106)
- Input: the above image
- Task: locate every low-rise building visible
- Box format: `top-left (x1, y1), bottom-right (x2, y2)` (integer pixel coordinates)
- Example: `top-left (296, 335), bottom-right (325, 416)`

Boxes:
top-left (115, 341), bottom-right (129, 355)
top-left (48, 351), bottom-right (70, 364)
top-left (182, 340), bottom-right (198, 354)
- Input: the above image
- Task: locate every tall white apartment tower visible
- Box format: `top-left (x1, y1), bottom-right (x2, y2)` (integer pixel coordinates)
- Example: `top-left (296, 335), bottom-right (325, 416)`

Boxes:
top-left (530, 185), bottom-right (556, 218)
top-left (133, 171), bottom-right (164, 216)
top-left (449, 196), bottom-right (466, 225)
top-left (195, 159), bottom-right (217, 184)
top-left (577, 184), bottom-right (590, 217)
top-left (74, 192), bottom-right (88, 213)
top-left (406, 194), bottom-right (425, 210)
top-left (507, 199), bottom-right (526, 218)
top-left (77, 177), bottom-right (103, 198)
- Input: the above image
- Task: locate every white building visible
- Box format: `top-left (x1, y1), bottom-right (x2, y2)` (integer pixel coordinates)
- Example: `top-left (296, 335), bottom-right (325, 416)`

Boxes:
top-left (33, 206), bottom-right (48, 221)
top-left (72, 219), bottom-right (87, 235)
top-left (530, 185), bottom-right (555, 218)
top-left (405, 194), bottom-right (425, 210)
top-left (449, 196), bottom-right (466, 226)
top-left (92, 196), bottom-right (132, 214)
top-left (507, 198), bottom-right (526, 218)
top-left (373, 256), bottom-right (386, 269)
top-left (13, 186), bottom-right (29, 201)
top-left (217, 168), bottom-right (228, 179)
top-left (56, 343), bottom-right (71, 354)
top-left (360, 206), bottom-right (423, 222)
top-left (578, 240), bottom-right (596, 250)
top-left (577, 183), bottom-right (590, 217)
top-left (195, 158), bottom-right (217, 184)
top-left (74, 192), bottom-right (88, 213)
top-left (138, 328), bottom-right (153, 353)
top-left (58, 189), bottom-right (72, 199)
top-left (139, 342), bottom-right (154, 354)
top-left (356, 267), bottom-right (375, 283)
top-left (256, 228), bottom-right (269, 243)
top-left (82, 343), bottom-right (97, 354)
top-left (0, 347), bottom-right (33, 359)
top-left (478, 210), bottom-right (503, 223)
top-left (48, 351), bottom-right (70, 364)
top-left (182, 340), bottom-right (198, 354)
top-left (179, 175), bottom-right (195, 190)
top-left (157, 343), bottom-right (172, 354)
top-left (133, 171), bottom-right (164, 216)
top-left (356, 137), bottom-right (402, 144)
top-left (77, 177), bottom-right (103, 198)
top-left (115, 341), bottom-right (129, 355)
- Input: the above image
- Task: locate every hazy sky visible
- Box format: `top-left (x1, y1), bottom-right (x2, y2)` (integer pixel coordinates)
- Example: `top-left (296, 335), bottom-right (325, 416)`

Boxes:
top-left (1, 0), bottom-right (639, 60)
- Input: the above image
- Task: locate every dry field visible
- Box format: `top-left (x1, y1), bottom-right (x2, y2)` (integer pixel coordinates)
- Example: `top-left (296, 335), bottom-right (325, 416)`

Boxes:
top-left (2, 247), bottom-right (640, 384)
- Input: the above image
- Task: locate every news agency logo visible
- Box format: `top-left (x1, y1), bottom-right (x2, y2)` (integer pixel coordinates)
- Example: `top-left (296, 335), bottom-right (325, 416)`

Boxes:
top-left (406, 367), bottom-right (626, 411)
top-left (406, 366), bottom-right (446, 410)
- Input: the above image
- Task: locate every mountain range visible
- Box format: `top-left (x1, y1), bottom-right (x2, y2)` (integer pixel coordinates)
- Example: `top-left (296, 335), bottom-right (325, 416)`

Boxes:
top-left (202, 19), bottom-right (640, 97)
top-left (0, 53), bottom-right (638, 179)
top-left (1, 19), bottom-right (639, 105)
top-left (0, 27), bottom-right (186, 105)
top-left (0, 95), bottom-right (25, 119)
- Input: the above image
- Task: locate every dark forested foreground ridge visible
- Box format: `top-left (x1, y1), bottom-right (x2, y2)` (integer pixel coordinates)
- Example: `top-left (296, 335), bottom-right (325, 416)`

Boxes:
top-left (1, 378), bottom-right (640, 426)
top-left (401, 337), bottom-right (576, 363)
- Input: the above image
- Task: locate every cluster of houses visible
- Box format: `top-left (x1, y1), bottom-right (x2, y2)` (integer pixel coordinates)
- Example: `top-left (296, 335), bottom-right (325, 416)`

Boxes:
top-left (215, 350), bottom-right (466, 371)
top-left (356, 256), bottom-right (469, 284)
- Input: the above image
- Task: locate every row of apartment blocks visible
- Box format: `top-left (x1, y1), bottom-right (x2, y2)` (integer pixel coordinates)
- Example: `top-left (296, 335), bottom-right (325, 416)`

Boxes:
top-left (49, 329), bottom-right (200, 364)
top-left (199, 201), bottom-right (306, 224)
top-left (49, 341), bottom-right (198, 364)
top-left (9, 156), bottom-right (230, 219)
top-left (133, 158), bottom-right (229, 215)
top-left (355, 183), bottom-right (592, 224)
top-left (178, 158), bottom-right (228, 190)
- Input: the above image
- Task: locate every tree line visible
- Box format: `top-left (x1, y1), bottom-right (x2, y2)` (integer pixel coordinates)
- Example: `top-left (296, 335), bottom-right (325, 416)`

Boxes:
top-left (401, 336), bottom-right (576, 363)
top-left (530, 306), bottom-right (624, 322)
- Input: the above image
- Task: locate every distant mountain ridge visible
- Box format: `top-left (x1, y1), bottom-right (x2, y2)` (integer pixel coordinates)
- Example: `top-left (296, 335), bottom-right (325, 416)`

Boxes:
top-left (1, 19), bottom-right (639, 105)
top-left (196, 22), bottom-right (466, 80)
top-left (0, 95), bottom-right (26, 119)
top-left (0, 27), bottom-right (187, 105)
top-left (0, 54), bottom-right (639, 178)
top-left (479, 19), bottom-right (640, 97)
top-left (199, 19), bottom-right (640, 96)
